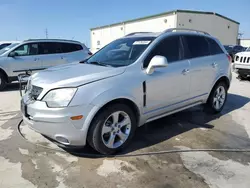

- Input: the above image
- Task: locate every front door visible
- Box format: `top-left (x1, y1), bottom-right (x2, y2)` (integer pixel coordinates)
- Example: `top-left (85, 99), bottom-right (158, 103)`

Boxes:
top-left (143, 36), bottom-right (191, 119)
top-left (8, 43), bottom-right (43, 77)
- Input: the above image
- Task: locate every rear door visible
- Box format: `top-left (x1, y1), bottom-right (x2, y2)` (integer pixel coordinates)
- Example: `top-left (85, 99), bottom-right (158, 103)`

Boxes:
top-left (7, 43), bottom-right (43, 76)
top-left (182, 35), bottom-right (217, 97)
top-left (39, 42), bottom-right (66, 69)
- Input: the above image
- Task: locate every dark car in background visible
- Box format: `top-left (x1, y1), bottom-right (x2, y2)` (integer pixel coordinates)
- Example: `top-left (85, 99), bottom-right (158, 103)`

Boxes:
top-left (224, 45), bottom-right (245, 62)
top-left (0, 43), bottom-right (12, 50)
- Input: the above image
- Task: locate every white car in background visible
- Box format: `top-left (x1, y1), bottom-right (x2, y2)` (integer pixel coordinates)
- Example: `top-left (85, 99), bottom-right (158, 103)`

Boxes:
top-left (0, 39), bottom-right (92, 90)
top-left (234, 47), bottom-right (250, 79)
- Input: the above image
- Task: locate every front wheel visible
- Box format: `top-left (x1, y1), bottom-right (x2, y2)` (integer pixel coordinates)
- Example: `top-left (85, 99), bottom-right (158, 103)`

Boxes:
top-left (87, 104), bottom-right (137, 155)
top-left (206, 82), bottom-right (228, 114)
top-left (0, 73), bottom-right (7, 91)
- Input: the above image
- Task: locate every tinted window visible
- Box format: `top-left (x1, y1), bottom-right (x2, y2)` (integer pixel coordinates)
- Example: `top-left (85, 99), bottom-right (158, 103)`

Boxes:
top-left (144, 36), bottom-right (182, 68)
top-left (207, 38), bottom-right (224, 55)
top-left (38, 42), bottom-right (62, 54)
top-left (61, 43), bottom-right (83, 53)
top-left (183, 35), bottom-right (210, 58)
top-left (0, 43), bottom-right (11, 50)
top-left (12, 43), bottom-right (38, 56)
top-left (234, 45), bottom-right (243, 50)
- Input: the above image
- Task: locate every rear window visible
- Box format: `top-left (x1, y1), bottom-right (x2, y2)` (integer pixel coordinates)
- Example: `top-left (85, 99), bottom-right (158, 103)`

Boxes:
top-left (61, 43), bottom-right (83, 53)
top-left (207, 38), bottom-right (224, 55)
top-left (183, 35), bottom-right (210, 58)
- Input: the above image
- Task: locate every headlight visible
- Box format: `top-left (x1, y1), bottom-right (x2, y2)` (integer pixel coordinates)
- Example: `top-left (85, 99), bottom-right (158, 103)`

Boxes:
top-left (42, 88), bottom-right (77, 108)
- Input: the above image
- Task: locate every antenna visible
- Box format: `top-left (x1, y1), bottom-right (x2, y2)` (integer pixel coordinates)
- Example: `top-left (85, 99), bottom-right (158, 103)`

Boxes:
top-left (45, 28), bottom-right (48, 39)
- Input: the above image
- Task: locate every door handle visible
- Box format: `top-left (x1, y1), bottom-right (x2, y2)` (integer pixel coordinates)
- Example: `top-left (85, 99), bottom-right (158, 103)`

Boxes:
top-left (182, 69), bottom-right (189, 75)
top-left (212, 62), bottom-right (218, 68)
top-left (34, 58), bottom-right (39, 61)
top-left (61, 56), bottom-right (64, 59)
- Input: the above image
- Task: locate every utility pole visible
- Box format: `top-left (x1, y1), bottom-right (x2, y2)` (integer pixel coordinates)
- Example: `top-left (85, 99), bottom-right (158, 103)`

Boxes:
top-left (45, 28), bottom-right (48, 39)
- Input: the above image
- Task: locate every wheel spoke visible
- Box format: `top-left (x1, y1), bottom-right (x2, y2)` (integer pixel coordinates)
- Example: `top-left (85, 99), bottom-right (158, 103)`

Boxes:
top-left (102, 125), bottom-right (112, 134)
top-left (106, 134), bottom-right (116, 148)
top-left (112, 112), bottom-right (120, 124)
top-left (215, 100), bottom-right (220, 109)
top-left (119, 116), bottom-right (130, 128)
top-left (117, 131), bottom-right (128, 142)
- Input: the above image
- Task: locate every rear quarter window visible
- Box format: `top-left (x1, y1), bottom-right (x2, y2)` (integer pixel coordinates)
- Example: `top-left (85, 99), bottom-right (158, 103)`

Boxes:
top-left (61, 43), bottom-right (83, 53)
top-left (206, 38), bottom-right (224, 55)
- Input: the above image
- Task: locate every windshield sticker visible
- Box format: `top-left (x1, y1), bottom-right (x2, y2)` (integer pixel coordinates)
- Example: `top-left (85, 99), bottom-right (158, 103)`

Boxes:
top-left (133, 41), bottom-right (151, 45)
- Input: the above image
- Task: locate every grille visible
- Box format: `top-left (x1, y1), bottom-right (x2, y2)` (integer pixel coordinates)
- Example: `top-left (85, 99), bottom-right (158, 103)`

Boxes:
top-left (29, 85), bottom-right (43, 100)
top-left (236, 56), bottom-right (250, 63)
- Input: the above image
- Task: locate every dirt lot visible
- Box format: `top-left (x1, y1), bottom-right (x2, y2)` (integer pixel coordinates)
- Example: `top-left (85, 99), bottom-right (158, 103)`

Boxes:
top-left (0, 73), bottom-right (250, 188)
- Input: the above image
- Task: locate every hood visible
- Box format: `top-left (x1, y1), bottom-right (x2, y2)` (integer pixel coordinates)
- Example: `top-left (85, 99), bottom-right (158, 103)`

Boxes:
top-left (31, 62), bottom-right (126, 88)
top-left (235, 51), bottom-right (250, 57)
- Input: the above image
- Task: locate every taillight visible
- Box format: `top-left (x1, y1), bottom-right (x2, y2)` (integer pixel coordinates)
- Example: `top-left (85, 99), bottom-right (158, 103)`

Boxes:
top-left (227, 54), bottom-right (232, 63)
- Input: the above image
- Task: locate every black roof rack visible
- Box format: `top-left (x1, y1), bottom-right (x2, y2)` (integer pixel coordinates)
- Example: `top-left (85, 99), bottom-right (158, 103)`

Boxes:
top-left (24, 39), bottom-right (81, 43)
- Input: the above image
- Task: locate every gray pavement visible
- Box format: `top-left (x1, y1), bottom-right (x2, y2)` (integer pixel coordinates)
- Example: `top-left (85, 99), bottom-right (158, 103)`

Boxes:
top-left (0, 73), bottom-right (250, 188)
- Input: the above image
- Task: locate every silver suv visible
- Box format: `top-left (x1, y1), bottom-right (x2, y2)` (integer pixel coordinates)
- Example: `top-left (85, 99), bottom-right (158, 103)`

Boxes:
top-left (21, 29), bottom-right (232, 154)
top-left (0, 39), bottom-right (91, 90)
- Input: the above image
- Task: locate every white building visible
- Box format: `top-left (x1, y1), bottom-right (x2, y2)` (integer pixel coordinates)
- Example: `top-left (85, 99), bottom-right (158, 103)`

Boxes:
top-left (90, 9), bottom-right (239, 53)
top-left (239, 39), bottom-right (250, 48)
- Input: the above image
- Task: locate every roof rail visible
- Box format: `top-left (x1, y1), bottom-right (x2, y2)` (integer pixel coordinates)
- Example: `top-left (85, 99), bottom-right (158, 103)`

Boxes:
top-left (125, 32), bottom-right (154, 36)
top-left (163, 28), bottom-right (210, 35)
top-left (24, 38), bottom-right (81, 43)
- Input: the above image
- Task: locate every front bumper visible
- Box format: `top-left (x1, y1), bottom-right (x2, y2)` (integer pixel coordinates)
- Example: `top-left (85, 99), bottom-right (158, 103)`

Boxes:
top-left (21, 97), bottom-right (95, 146)
top-left (234, 64), bottom-right (250, 75)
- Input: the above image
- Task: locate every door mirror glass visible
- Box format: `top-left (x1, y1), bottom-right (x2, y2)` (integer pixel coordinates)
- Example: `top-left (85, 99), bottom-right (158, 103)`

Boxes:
top-left (146, 55), bottom-right (168, 74)
top-left (9, 51), bottom-right (18, 57)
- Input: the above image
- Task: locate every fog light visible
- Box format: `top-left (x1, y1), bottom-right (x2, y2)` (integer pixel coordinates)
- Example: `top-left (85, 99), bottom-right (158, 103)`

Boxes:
top-left (55, 136), bottom-right (69, 144)
top-left (70, 115), bottom-right (83, 120)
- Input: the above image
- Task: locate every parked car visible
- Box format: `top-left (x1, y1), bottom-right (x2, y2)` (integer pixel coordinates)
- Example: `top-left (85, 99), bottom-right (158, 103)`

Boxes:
top-left (224, 45), bottom-right (245, 61)
top-left (0, 39), bottom-right (91, 90)
top-left (234, 46), bottom-right (250, 79)
top-left (0, 41), bottom-right (20, 50)
top-left (21, 29), bottom-right (231, 154)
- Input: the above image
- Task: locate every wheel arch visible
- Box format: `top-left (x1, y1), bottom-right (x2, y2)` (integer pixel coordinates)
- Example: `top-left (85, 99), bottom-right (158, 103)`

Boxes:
top-left (207, 75), bottom-right (230, 102)
top-left (0, 68), bottom-right (8, 83)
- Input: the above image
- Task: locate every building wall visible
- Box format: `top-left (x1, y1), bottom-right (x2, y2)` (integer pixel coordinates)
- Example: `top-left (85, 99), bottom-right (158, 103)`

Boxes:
top-left (90, 14), bottom-right (176, 52)
top-left (239, 39), bottom-right (250, 48)
top-left (176, 12), bottom-right (239, 45)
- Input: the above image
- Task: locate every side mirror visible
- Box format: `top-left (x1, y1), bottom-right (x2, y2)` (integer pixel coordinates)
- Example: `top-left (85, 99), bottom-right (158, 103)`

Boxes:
top-left (146, 55), bottom-right (168, 74)
top-left (9, 51), bottom-right (17, 57)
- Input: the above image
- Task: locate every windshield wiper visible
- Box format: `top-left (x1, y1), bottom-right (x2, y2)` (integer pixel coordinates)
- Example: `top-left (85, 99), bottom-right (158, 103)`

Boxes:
top-left (87, 61), bottom-right (112, 67)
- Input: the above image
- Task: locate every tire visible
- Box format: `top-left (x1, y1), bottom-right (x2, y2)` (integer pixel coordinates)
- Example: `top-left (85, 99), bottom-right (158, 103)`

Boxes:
top-left (0, 73), bottom-right (7, 91)
top-left (206, 82), bottom-right (228, 114)
top-left (87, 104), bottom-right (137, 155)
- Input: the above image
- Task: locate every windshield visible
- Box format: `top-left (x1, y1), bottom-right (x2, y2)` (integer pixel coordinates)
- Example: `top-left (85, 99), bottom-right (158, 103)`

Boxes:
top-left (86, 37), bottom-right (155, 67)
top-left (246, 47), bottom-right (250, 52)
top-left (0, 43), bottom-right (20, 55)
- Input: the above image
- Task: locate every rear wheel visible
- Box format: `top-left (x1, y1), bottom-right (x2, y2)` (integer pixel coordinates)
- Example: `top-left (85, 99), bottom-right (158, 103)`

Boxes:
top-left (206, 82), bottom-right (228, 114)
top-left (87, 104), bottom-right (137, 155)
top-left (0, 73), bottom-right (7, 91)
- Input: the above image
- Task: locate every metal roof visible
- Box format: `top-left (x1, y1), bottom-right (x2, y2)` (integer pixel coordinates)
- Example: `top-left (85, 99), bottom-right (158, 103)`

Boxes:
top-left (90, 9), bottom-right (240, 30)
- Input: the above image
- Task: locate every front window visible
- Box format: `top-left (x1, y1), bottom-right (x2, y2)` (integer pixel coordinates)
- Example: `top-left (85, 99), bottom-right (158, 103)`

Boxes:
top-left (0, 43), bottom-right (20, 55)
top-left (12, 43), bottom-right (38, 56)
top-left (85, 37), bottom-right (155, 67)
